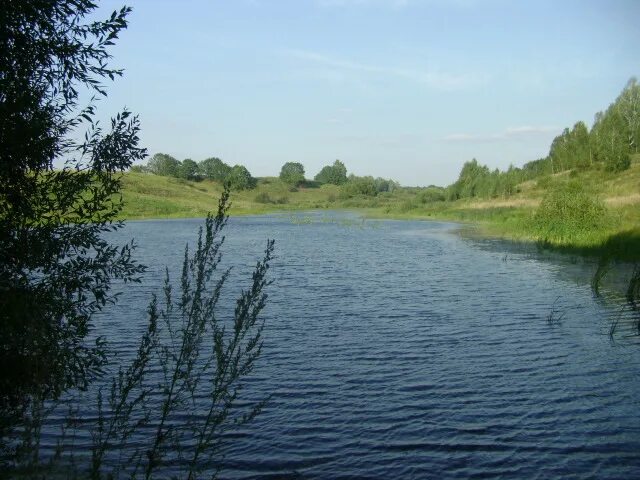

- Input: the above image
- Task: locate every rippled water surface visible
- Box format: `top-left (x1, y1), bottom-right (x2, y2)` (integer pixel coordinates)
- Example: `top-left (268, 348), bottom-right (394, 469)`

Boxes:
top-left (91, 212), bottom-right (640, 478)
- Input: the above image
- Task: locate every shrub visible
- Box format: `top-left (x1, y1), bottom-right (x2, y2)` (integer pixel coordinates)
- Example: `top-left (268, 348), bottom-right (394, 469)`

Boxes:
top-left (130, 165), bottom-right (148, 173)
top-left (314, 160), bottom-right (347, 185)
top-left (254, 192), bottom-right (273, 204)
top-left (419, 188), bottom-right (446, 203)
top-left (533, 181), bottom-right (610, 244)
top-left (339, 176), bottom-right (377, 199)
top-left (9, 190), bottom-right (275, 479)
top-left (279, 162), bottom-right (305, 186)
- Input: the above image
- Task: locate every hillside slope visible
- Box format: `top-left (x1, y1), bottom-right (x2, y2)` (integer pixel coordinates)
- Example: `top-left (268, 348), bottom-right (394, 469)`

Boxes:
top-left (120, 159), bottom-right (640, 259)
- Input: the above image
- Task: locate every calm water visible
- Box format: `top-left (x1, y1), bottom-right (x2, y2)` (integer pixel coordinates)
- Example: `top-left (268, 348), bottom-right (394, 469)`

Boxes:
top-left (53, 212), bottom-right (640, 478)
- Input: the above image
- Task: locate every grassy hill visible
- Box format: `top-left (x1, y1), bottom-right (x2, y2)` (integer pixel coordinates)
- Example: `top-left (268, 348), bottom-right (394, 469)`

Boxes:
top-left (120, 156), bottom-right (640, 260)
top-left (120, 174), bottom-right (342, 218)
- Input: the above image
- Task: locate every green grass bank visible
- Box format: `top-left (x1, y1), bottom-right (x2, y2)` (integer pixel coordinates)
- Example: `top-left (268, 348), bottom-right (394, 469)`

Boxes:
top-left (120, 158), bottom-right (640, 261)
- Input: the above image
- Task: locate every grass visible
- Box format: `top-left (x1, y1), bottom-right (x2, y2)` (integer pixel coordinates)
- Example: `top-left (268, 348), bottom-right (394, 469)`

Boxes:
top-left (119, 174), bottom-right (343, 218)
top-left (119, 157), bottom-right (640, 260)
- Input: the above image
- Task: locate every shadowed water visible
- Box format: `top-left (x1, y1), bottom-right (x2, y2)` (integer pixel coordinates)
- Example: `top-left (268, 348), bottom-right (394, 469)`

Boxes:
top-left (44, 212), bottom-right (640, 479)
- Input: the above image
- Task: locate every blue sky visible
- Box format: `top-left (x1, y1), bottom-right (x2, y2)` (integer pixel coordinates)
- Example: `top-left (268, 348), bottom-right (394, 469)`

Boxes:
top-left (94, 0), bottom-right (640, 186)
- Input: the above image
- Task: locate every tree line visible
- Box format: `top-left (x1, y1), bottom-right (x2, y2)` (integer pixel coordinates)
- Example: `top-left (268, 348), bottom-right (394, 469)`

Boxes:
top-left (446, 78), bottom-right (640, 201)
top-left (134, 155), bottom-right (400, 198)
top-left (133, 153), bottom-right (257, 190)
top-left (278, 160), bottom-right (400, 197)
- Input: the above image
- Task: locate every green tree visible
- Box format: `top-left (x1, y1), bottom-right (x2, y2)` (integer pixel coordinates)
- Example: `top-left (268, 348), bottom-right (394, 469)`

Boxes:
top-left (279, 162), bottom-right (305, 185)
top-left (147, 153), bottom-right (180, 176)
top-left (199, 157), bottom-right (231, 182)
top-left (602, 129), bottom-right (630, 172)
top-left (0, 2), bottom-right (274, 477)
top-left (340, 175), bottom-right (377, 198)
top-left (314, 159), bottom-right (348, 185)
top-left (570, 121), bottom-right (591, 168)
top-left (178, 158), bottom-right (200, 180)
top-left (373, 177), bottom-right (399, 193)
top-left (591, 110), bottom-right (630, 172)
top-left (227, 164), bottom-right (256, 190)
top-left (589, 78), bottom-right (639, 172)
top-left (616, 77), bottom-right (640, 154)
top-left (0, 0), bottom-right (145, 453)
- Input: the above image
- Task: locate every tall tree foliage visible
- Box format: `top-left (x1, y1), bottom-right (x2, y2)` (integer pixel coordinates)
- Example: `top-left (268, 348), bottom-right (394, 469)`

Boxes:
top-left (147, 153), bottom-right (180, 177)
top-left (279, 162), bottom-right (305, 186)
top-left (314, 159), bottom-right (348, 185)
top-left (0, 0), bottom-right (146, 454)
top-left (199, 156), bottom-right (231, 182)
top-left (445, 77), bottom-right (639, 197)
top-left (590, 78), bottom-right (639, 172)
top-left (227, 164), bottom-right (256, 190)
top-left (1, 3), bottom-right (275, 476)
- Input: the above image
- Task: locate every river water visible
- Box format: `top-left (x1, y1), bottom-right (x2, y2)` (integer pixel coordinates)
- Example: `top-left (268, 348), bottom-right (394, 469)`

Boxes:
top-left (50, 212), bottom-right (640, 478)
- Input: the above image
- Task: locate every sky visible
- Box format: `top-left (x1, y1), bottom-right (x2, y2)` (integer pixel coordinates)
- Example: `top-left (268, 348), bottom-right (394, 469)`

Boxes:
top-left (92, 0), bottom-right (640, 186)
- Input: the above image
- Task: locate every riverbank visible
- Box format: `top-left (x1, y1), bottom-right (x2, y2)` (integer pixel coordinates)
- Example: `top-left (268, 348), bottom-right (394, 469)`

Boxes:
top-left (120, 163), bottom-right (640, 261)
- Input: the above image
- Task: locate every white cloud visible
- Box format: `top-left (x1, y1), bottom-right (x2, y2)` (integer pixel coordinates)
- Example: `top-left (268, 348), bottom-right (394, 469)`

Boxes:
top-left (282, 48), bottom-right (489, 91)
top-left (444, 125), bottom-right (559, 143)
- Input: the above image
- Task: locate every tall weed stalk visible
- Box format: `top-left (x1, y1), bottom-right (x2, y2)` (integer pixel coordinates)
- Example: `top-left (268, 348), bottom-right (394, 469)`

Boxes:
top-left (7, 188), bottom-right (275, 479)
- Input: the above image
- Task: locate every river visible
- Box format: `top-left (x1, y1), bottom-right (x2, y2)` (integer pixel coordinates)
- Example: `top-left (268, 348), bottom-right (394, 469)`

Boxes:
top-left (45, 211), bottom-right (640, 478)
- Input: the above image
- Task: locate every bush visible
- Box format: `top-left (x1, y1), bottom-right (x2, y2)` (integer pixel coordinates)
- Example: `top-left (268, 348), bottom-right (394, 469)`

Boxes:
top-left (419, 188), bottom-right (446, 203)
top-left (8, 191), bottom-right (276, 478)
top-left (339, 176), bottom-right (377, 199)
top-left (130, 165), bottom-right (148, 173)
top-left (254, 192), bottom-right (288, 205)
top-left (227, 165), bottom-right (256, 191)
top-left (254, 192), bottom-right (273, 204)
top-left (279, 162), bottom-right (305, 186)
top-left (533, 181), bottom-right (610, 244)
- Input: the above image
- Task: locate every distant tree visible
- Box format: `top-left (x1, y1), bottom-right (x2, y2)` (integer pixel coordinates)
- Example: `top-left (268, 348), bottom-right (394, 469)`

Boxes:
top-left (602, 129), bottom-right (630, 172)
top-left (571, 121), bottom-right (591, 168)
top-left (373, 177), bottom-right (399, 193)
top-left (617, 77), bottom-right (640, 154)
top-left (315, 160), bottom-right (348, 185)
top-left (588, 78), bottom-right (639, 172)
top-left (340, 175), bottom-right (377, 198)
top-left (279, 162), bottom-right (305, 186)
top-left (591, 109), bottom-right (630, 172)
top-left (521, 157), bottom-right (552, 179)
top-left (130, 164), bottom-right (149, 173)
top-left (419, 187), bottom-right (446, 203)
top-left (199, 157), bottom-right (231, 182)
top-left (178, 158), bottom-right (200, 180)
top-left (148, 153), bottom-right (180, 177)
top-left (227, 165), bottom-right (256, 190)
top-left (448, 159), bottom-right (490, 199)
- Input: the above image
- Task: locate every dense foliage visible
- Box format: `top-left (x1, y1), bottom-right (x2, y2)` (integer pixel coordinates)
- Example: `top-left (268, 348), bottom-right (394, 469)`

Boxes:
top-left (533, 181), bottom-right (610, 245)
top-left (441, 78), bottom-right (640, 202)
top-left (314, 159), bottom-right (348, 185)
top-left (142, 153), bottom-right (257, 189)
top-left (0, 2), bottom-right (274, 477)
top-left (339, 175), bottom-right (400, 198)
top-left (200, 156), bottom-right (232, 182)
top-left (279, 162), bottom-right (305, 186)
top-left (0, 0), bottom-right (146, 452)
